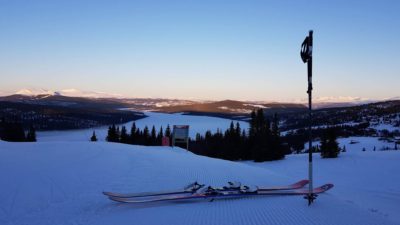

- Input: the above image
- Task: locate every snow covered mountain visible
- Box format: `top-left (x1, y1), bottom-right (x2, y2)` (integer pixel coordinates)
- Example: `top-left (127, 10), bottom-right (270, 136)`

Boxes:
top-left (13, 88), bottom-right (123, 99)
top-left (304, 96), bottom-right (375, 109)
top-left (1, 88), bottom-right (385, 109)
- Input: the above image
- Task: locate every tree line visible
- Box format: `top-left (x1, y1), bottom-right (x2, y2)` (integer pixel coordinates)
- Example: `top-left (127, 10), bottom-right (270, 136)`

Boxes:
top-left (105, 109), bottom-right (288, 162)
top-left (103, 109), bottom-right (341, 161)
top-left (190, 109), bottom-right (288, 162)
top-left (0, 119), bottom-right (36, 142)
top-left (105, 123), bottom-right (172, 146)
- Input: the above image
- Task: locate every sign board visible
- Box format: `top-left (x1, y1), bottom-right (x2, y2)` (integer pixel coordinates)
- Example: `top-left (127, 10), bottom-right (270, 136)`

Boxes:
top-left (172, 125), bottom-right (189, 150)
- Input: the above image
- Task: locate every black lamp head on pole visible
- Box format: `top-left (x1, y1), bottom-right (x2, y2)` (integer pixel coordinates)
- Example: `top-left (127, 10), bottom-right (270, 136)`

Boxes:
top-left (300, 30), bottom-right (313, 64)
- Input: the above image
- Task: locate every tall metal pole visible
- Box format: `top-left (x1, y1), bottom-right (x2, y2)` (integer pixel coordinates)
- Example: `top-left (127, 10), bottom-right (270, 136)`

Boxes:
top-left (301, 30), bottom-right (316, 205)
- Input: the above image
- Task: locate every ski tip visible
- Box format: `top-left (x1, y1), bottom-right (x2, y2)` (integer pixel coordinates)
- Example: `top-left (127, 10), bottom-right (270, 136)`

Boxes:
top-left (313, 183), bottom-right (334, 193)
top-left (321, 183), bottom-right (334, 190)
top-left (296, 180), bottom-right (310, 185)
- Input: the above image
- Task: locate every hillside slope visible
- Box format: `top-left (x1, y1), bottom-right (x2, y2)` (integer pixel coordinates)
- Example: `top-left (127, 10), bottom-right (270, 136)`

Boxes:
top-left (0, 141), bottom-right (399, 225)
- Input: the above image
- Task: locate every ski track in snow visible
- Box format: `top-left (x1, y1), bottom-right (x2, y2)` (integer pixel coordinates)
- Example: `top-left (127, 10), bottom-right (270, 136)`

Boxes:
top-left (1, 140), bottom-right (400, 225)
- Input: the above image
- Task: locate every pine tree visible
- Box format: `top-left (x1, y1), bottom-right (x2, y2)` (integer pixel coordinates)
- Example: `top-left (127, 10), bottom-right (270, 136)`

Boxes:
top-left (135, 128), bottom-right (141, 145)
top-left (130, 122), bottom-right (137, 144)
top-left (106, 124), bottom-right (118, 142)
top-left (165, 124), bottom-right (171, 138)
top-left (150, 126), bottom-right (157, 145)
top-left (2, 121), bottom-right (25, 142)
top-left (269, 113), bottom-right (284, 160)
top-left (195, 133), bottom-right (202, 142)
top-left (116, 126), bottom-right (120, 141)
top-left (90, 131), bottom-right (98, 142)
top-left (106, 126), bottom-right (112, 142)
top-left (249, 110), bottom-right (257, 137)
top-left (320, 128), bottom-right (340, 158)
top-left (271, 113), bottom-right (279, 137)
top-left (26, 125), bottom-right (37, 142)
top-left (165, 124), bottom-right (172, 146)
top-left (143, 126), bottom-right (150, 145)
top-left (120, 126), bottom-right (129, 143)
top-left (157, 126), bottom-right (164, 145)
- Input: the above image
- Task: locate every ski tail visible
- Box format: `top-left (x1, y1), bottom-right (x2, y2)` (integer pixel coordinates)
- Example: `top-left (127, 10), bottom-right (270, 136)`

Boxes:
top-left (103, 190), bottom-right (187, 198)
top-left (257, 183), bottom-right (334, 195)
top-left (103, 181), bottom-right (204, 198)
top-left (257, 179), bottom-right (309, 191)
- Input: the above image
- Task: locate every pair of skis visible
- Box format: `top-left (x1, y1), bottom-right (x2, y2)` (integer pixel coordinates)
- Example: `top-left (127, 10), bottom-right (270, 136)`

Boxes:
top-left (104, 180), bottom-right (333, 203)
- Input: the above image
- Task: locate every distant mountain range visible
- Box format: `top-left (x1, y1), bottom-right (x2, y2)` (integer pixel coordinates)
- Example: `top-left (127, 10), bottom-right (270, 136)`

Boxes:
top-left (9, 88), bottom-right (124, 99)
top-left (0, 88), bottom-right (387, 109)
top-left (1, 89), bottom-right (399, 134)
top-left (0, 93), bottom-right (306, 115)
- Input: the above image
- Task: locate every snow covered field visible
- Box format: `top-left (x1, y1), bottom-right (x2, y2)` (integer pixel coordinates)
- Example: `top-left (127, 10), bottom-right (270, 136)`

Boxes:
top-left (1, 136), bottom-right (399, 225)
top-left (37, 112), bottom-right (249, 142)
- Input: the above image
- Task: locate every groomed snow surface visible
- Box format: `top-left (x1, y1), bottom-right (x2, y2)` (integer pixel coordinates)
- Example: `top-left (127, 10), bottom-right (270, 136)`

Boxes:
top-left (1, 136), bottom-right (399, 225)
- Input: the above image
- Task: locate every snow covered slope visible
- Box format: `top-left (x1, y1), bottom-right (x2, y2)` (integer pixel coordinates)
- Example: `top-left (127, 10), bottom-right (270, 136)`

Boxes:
top-left (1, 140), bottom-right (399, 225)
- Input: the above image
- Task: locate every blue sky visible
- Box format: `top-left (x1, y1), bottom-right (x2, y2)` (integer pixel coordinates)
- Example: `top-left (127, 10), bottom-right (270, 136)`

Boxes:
top-left (0, 0), bottom-right (399, 101)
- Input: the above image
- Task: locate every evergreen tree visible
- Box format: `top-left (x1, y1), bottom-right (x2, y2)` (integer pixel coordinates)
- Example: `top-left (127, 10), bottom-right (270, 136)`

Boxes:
top-left (106, 126), bottom-right (112, 142)
top-left (271, 113), bottom-right (279, 137)
top-left (269, 113), bottom-right (285, 160)
top-left (319, 132), bottom-right (328, 154)
top-left (235, 122), bottom-right (241, 137)
top-left (26, 125), bottom-right (37, 142)
top-left (1, 122), bottom-right (25, 142)
top-left (130, 122), bottom-right (137, 144)
top-left (120, 126), bottom-right (129, 143)
top-left (195, 133), bottom-right (202, 142)
top-left (90, 131), bottom-right (98, 142)
top-left (165, 124), bottom-right (171, 138)
top-left (252, 109), bottom-right (272, 162)
top-left (165, 124), bottom-right (172, 146)
top-left (157, 126), bottom-right (164, 145)
top-left (106, 124), bottom-right (118, 142)
top-left (116, 126), bottom-right (121, 141)
top-left (249, 110), bottom-right (257, 137)
top-left (135, 128), bottom-right (141, 145)
top-left (143, 126), bottom-right (150, 145)
top-left (320, 128), bottom-right (340, 158)
top-left (150, 126), bottom-right (157, 145)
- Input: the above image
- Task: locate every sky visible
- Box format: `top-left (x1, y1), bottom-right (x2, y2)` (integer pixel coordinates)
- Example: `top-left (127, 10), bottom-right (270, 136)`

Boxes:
top-left (0, 0), bottom-right (399, 101)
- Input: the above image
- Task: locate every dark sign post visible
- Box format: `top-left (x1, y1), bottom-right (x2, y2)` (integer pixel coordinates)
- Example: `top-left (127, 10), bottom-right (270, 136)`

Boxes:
top-left (301, 30), bottom-right (316, 205)
top-left (172, 125), bottom-right (189, 150)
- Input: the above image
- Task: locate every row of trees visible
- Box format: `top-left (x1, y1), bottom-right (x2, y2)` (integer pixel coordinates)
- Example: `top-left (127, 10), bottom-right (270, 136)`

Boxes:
top-left (190, 109), bottom-right (287, 162)
top-left (0, 119), bottom-right (36, 142)
top-left (102, 109), bottom-right (340, 161)
top-left (106, 123), bottom-right (172, 146)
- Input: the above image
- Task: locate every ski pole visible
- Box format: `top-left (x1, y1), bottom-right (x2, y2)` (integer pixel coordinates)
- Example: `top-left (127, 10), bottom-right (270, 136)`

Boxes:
top-left (301, 30), bottom-right (316, 205)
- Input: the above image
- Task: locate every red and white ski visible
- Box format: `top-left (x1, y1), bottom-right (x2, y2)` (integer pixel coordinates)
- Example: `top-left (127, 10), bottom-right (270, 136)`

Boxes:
top-left (104, 180), bottom-right (308, 199)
